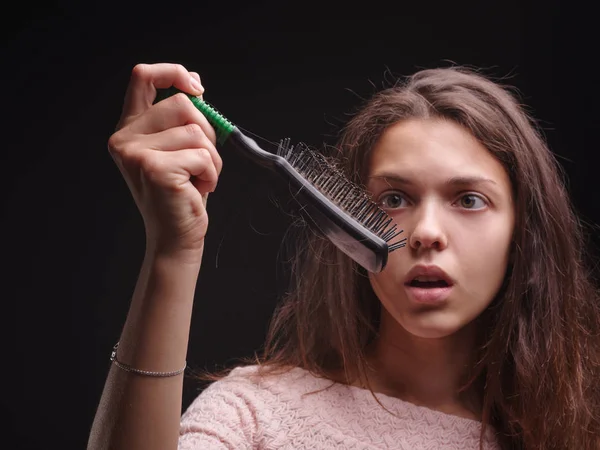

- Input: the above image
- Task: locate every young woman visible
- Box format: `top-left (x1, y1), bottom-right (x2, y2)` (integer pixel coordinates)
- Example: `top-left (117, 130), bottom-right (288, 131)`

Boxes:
top-left (88, 63), bottom-right (600, 449)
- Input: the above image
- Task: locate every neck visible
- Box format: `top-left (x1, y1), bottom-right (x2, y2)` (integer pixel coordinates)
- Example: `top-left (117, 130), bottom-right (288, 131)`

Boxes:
top-left (362, 309), bottom-right (482, 419)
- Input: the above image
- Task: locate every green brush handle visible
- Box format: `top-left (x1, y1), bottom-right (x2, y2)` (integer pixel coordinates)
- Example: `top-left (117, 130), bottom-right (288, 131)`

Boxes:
top-left (155, 87), bottom-right (285, 171)
top-left (154, 87), bottom-right (234, 145)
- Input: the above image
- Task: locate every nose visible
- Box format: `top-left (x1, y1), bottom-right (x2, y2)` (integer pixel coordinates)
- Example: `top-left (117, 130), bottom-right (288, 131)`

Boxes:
top-left (409, 202), bottom-right (448, 251)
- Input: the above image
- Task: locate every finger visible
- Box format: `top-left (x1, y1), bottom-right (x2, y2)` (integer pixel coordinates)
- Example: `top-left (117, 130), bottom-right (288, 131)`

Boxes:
top-left (129, 93), bottom-right (218, 146)
top-left (178, 148), bottom-right (219, 193)
top-left (189, 72), bottom-right (203, 100)
top-left (144, 124), bottom-right (223, 175)
top-left (140, 147), bottom-right (219, 194)
top-left (120, 63), bottom-right (205, 121)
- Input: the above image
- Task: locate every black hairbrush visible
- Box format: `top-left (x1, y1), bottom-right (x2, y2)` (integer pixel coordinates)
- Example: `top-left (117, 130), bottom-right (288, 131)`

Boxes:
top-left (155, 88), bottom-right (407, 272)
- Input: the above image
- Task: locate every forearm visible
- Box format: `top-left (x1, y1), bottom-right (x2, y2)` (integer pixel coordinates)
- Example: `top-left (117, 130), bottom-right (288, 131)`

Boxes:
top-left (88, 247), bottom-right (203, 450)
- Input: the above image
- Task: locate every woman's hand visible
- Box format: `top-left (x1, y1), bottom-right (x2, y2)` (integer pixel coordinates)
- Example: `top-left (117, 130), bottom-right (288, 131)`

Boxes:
top-left (107, 63), bottom-right (223, 260)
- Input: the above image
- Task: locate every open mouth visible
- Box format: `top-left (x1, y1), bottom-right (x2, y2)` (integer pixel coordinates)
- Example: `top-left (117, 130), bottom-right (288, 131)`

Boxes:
top-left (404, 268), bottom-right (454, 303)
top-left (404, 265), bottom-right (454, 294)
top-left (407, 279), bottom-right (451, 288)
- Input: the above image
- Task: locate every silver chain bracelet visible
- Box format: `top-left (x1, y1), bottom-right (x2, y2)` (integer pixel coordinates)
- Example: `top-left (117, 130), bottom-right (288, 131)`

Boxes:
top-left (110, 342), bottom-right (187, 377)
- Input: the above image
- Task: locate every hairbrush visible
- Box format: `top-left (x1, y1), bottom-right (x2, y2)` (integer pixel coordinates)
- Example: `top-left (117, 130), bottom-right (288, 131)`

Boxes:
top-left (154, 88), bottom-right (407, 272)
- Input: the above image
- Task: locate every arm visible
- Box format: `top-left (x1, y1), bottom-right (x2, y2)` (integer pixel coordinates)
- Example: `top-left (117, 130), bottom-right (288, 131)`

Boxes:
top-left (87, 248), bottom-right (202, 450)
top-left (87, 62), bottom-right (221, 450)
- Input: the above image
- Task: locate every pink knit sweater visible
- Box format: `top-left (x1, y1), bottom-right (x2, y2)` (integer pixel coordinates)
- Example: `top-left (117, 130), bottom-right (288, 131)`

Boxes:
top-left (179, 365), bottom-right (500, 449)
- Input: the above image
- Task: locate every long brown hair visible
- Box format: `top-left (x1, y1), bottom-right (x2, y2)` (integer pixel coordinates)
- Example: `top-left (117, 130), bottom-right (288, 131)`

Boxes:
top-left (195, 66), bottom-right (600, 449)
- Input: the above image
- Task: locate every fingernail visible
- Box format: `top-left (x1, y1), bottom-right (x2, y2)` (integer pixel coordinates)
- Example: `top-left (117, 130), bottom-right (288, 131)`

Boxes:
top-left (190, 77), bottom-right (204, 94)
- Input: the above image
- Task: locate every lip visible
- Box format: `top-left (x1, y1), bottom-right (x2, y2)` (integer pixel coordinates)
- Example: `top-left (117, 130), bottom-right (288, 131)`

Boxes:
top-left (404, 264), bottom-right (455, 305)
top-left (405, 285), bottom-right (453, 304)
top-left (404, 264), bottom-right (455, 286)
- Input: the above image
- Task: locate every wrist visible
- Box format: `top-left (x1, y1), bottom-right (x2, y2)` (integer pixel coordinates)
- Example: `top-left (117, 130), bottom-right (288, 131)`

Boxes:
top-left (145, 240), bottom-right (205, 266)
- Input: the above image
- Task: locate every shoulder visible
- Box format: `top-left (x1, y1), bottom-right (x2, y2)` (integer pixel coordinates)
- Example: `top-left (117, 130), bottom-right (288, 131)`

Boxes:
top-left (181, 363), bottom-right (337, 424)
top-left (186, 364), bottom-right (336, 408)
top-left (179, 364), bottom-right (336, 449)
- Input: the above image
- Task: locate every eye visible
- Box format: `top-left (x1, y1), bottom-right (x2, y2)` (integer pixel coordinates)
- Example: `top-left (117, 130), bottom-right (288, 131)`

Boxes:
top-left (378, 192), bottom-right (408, 210)
top-left (457, 194), bottom-right (487, 210)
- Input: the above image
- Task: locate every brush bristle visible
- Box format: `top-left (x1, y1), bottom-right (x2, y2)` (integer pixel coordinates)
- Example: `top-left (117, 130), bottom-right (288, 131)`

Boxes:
top-left (276, 138), bottom-right (407, 251)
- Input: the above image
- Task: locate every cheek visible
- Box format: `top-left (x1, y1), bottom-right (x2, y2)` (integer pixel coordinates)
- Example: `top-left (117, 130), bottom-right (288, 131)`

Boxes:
top-left (368, 266), bottom-right (396, 295)
top-left (457, 222), bottom-right (513, 293)
top-left (370, 252), bottom-right (406, 293)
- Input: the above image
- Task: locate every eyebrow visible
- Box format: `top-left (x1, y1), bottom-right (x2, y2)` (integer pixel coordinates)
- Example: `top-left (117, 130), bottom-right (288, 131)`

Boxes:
top-left (368, 173), bottom-right (499, 188)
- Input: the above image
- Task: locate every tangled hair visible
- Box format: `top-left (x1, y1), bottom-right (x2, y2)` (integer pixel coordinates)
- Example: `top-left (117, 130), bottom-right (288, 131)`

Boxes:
top-left (196, 66), bottom-right (600, 449)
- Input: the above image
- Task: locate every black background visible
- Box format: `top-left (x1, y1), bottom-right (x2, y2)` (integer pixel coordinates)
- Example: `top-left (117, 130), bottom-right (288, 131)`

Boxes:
top-left (2, 1), bottom-right (598, 449)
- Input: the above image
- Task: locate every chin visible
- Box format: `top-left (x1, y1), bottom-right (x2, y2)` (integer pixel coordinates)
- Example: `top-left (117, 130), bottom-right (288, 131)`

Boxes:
top-left (399, 311), bottom-right (471, 339)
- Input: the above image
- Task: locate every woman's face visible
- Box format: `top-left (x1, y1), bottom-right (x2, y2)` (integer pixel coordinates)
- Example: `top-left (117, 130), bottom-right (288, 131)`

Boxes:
top-left (367, 119), bottom-right (515, 339)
